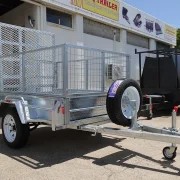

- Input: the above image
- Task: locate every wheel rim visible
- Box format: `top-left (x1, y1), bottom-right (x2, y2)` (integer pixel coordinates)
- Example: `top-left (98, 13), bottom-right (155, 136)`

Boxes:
top-left (164, 149), bottom-right (173, 159)
top-left (121, 86), bottom-right (140, 119)
top-left (3, 115), bottom-right (17, 143)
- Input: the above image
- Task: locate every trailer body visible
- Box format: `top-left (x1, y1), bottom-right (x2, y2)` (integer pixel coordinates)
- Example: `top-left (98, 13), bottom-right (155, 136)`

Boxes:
top-left (0, 43), bottom-right (130, 130)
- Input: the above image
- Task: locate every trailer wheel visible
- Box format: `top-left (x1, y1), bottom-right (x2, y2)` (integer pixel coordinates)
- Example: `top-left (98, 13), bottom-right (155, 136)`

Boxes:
top-left (106, 79), bottom-right (142, 126)
top-left (2, 108), bottom-right (29, 149)
top-left (147, 113), bottom-right (153, 120)
top-left (163, 147), bottom-right (177, 160)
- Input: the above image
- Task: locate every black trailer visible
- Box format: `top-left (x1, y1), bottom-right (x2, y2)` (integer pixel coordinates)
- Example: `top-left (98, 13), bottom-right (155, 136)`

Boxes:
top-left (135, 48), bottom-right (180, 105)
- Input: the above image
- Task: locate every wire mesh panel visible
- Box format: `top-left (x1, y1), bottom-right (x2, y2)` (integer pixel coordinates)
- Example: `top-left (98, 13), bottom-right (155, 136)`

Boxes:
top-left (1, 54), bottom-right (23, 92)
top-left (67, 45), bottom-right (103, 92)
top-left (0, 22), bottom-right (55, 56)
top-left (0, 22), bottom-right (55, 93)
top-left (104, 51), bottom-right (130, 91)
top-left (24, 48), bottom-right (53, 93)
top-left (68, 46), bottom-right (86, 90)
top-left (23, 45), bottom-right (64, 94)
top-left (87, 50), bottom-right (103, 91)
top-left (0, 45), bottom-right (64, 94)
top-left (67, 45), bottom-right (130, 94)
top-left (0, 43), bottom-right (130, 95)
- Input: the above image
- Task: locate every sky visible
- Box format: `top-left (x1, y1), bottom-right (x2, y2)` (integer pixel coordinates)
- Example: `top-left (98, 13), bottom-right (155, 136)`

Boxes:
top-left (123, 0), bottom-right (179, 28)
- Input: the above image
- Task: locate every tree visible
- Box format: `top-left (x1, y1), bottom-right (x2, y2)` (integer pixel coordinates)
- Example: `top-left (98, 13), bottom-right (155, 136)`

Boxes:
top-left (177, 29), bottom-right (180, 48)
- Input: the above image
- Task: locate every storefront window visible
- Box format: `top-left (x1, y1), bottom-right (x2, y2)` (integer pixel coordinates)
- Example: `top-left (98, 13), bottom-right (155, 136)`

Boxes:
top-left (127, 32), bottom-right (149, 49)
top-left (47, 8), bottom-right (72, 28)
top-left (156, 42), bottom-right (170, 50)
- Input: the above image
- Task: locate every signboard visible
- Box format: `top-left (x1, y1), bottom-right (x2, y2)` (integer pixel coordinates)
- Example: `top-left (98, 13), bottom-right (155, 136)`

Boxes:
top-left (40, 0), bottom-right (177, 45)
top-left (120, 3), bottom-right (177, 45)
top-left (164, 24), bottom-right (177, 43)
top-left (71, 0), bottom-right (120, 21)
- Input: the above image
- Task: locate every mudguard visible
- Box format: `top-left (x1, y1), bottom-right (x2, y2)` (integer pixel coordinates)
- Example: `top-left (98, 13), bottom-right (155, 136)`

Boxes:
top-left (1, 100), bottom-right (27, 124)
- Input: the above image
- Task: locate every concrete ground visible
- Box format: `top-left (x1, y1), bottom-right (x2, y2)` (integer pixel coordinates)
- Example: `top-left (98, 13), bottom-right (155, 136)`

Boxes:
top-left (0, 111), bottom-right (180, 180)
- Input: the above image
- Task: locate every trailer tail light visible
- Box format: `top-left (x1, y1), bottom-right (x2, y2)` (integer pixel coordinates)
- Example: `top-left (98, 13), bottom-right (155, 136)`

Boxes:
top-left (62, 106), bottom-right (65, 115)
top-left (57, 106), bottom-right (65, 115)
top-left (174, 106), bottom-right (179, 112)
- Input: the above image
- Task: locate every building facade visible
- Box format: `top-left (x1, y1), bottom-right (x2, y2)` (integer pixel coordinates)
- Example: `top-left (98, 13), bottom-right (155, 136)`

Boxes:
top-left (0, 0), bottom-right (177, 80)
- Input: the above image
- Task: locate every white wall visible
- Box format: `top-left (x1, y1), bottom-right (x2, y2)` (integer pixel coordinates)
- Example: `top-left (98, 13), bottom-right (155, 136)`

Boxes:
top-left (0, 3), bottom-right (39, 29)
top-left (84, 34), bottom-right (120, 51)
top-left (45, 9), bottom-right (83, 46)
top-left (46, 24), bottom-right (75, 45)
top-left (84, 34), bottom-right (149, 81)
top-left (127, 39), bottom-right (156, 81)
top-left (126, 44), bottom-right (149, 80)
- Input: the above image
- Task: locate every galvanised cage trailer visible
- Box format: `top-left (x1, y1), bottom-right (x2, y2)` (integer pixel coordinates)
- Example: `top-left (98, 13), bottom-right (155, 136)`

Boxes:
top-left (1, 43), bottom-right (180, 160)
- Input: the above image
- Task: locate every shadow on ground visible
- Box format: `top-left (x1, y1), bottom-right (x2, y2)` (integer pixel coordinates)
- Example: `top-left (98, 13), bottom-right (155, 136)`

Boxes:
top-left (83, 144), bottom-right (180, 176)
top-left (0, 127), bottom-right (180, 176)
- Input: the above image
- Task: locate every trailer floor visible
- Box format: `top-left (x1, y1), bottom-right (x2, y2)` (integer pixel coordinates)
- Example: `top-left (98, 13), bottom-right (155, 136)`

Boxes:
top-left (0, 111), bottom-right (180, 180)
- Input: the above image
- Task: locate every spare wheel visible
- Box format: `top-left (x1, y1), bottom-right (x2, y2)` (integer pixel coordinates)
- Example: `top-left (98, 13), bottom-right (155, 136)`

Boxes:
top-left (106, 79), bottom-right (142, 127)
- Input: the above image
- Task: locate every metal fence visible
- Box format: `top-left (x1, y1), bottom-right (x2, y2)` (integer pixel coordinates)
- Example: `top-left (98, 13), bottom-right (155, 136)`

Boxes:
top-left (0, 44), bottom-right (130, 95)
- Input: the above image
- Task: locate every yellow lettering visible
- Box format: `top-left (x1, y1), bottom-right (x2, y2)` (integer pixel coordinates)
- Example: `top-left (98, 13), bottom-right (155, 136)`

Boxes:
top-left (71, 0), bottom-right (120, 21)
top-left (71, 0), bottom-right (82, 7)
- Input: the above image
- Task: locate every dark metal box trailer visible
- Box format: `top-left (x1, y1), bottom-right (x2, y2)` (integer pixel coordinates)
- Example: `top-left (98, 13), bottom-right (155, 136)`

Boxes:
top-left (136, 48), bottom-right (180, 105)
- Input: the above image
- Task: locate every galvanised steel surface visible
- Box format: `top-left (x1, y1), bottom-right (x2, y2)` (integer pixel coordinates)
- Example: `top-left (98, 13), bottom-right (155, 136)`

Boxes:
top-left (0, 43), bottom-right (130, 127)
top-left (0, 43), bottom-right (130, 95)
top-left (0, 22), bottom-right (55, 56)
top-left (0, 22), bottom-right (55, 93)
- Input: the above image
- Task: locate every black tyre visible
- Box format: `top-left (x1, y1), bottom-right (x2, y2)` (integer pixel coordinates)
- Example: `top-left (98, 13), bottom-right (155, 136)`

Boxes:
top-left (147, 113), bottom-right (153, 120)
top-left (106, 79), bottom-right (142, 126)
top-left (2, 108), bottom-right (30, 149)
top-left (163, 147), bottom-right (177, 160)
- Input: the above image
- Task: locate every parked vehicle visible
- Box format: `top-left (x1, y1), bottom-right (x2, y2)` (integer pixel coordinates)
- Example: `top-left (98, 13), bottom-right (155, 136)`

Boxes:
top-left (136, 48), bottom-right (180, 105)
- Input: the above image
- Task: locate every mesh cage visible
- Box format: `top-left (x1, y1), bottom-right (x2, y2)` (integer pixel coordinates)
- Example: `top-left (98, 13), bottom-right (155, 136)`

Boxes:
top-left (0, 22), bottom-right (55, 56)
top-left (1, 55), bottom-right (22, 92)
top-left (23, 46), bottom-right (63, 94)
top-left (67, 46), bottom-right (103, 92)
top-left (0, 45), bottom-right (64, 94)
top-left (67, 45), bottom-right (130, 94)
top-left (104, 51), bottom-right (130, 91)
top-left (0, 22), bottom-right (55, 93)
top-left (0, 43), bottom-right (130, 95)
